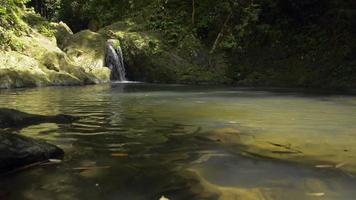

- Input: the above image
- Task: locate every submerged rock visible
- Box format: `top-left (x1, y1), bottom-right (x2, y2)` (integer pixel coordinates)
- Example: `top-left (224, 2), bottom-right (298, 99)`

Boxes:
top-left (0, 132), bottom-right (64, 173)
top-left (0, 108), bottom-right (79, 129)
top-left (197, 128), bottom-right (241, 144)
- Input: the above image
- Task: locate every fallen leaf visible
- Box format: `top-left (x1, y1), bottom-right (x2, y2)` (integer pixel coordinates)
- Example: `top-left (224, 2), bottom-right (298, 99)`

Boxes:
top-left (111, 152), bottom-right (129, 157)
top-left (315, 164), bottom-right (334, 168)
top-left (40, 159), bottom-right (63, 166)
top-left (335, 162), bottom-right (347, 169)
top-left (306, 192), bottom-right (325, 197)
top-left (159, 196), bottom-right (170, 200)
top-left (48, 159), bottom-right (62, 163)
top-left (73, 166), bottom-right (111, 170)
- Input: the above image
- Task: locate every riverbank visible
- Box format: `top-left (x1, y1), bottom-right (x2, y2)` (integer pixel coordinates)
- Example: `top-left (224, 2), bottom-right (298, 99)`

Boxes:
top-left (1, 2), bottom-right (355, 90)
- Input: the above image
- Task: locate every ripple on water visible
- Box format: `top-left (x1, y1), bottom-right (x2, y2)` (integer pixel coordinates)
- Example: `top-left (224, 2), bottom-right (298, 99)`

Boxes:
top-left (0, 84), bottom-right (356, 199)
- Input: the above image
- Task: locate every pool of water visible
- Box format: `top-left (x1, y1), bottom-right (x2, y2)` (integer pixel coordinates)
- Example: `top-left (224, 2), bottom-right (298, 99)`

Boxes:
top-left (0, 83), bottom-right (356, 200)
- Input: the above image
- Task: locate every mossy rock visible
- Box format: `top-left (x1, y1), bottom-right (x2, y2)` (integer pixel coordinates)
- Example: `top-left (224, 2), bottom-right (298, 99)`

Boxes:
top-left (53, 21), bottom-right (73, 49)
top-left (0, 26), bottom-right (110, 89)
top-left (1, 16), bottom-right (228, 89)
top-left (0, 51), bottom-right (50, 88)
top-left (96, 21), bottom-right (231, 84)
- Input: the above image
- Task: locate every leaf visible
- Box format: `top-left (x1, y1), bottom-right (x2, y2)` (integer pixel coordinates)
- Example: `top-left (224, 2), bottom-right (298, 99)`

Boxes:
top-left (159, 196), bottom-right (170, 200)
top-left (48, 159), bottom-right (62, 163)
top-left (306, 192), bottom-right (325, 197)
top-left (73, 166), bottom-right (111, 170)
top-left (315, 164), bottom-right (334, 168)
top-left (0, 8), bottom-right (6, 15)
top-left (335, 162), bottom-right (347, 169)
top-left (40, 159), bottom-right (63, 166)
top-left (111, 152), bottom-right (129, 157)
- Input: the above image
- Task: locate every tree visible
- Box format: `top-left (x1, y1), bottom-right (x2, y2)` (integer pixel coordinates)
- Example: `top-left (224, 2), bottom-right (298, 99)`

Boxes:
top-left (27, 0), bottom-right (60, 20)
top-left (192, 0), bottom-right (195, 25)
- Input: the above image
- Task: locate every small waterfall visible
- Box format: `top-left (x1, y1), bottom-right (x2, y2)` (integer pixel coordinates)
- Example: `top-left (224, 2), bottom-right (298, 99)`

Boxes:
top-left (105, 41), bottom-right (127, 81)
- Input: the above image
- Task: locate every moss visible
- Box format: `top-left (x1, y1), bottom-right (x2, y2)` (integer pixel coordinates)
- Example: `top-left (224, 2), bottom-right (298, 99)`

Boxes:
top-left (2, 11), bottom-right (228, 89)
top-left (98, 22), bottom-right (230, 84)
top-left (0, 69), bottom-right (48, 89)
top-left (0, 20), bottom-right (110, 89)
top-left (54, 21), bottom-right (73, 49)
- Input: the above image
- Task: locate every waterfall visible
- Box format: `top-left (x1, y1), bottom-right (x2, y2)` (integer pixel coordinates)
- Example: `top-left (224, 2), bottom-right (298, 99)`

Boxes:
top-left (105, 41), bottom-right (127, 81)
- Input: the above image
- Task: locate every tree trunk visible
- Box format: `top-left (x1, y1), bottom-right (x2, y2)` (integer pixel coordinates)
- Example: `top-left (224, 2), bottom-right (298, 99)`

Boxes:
top-left (210, 12), bottom-right (232, 54)
top-left (192, 0), bottom-right (196, 25)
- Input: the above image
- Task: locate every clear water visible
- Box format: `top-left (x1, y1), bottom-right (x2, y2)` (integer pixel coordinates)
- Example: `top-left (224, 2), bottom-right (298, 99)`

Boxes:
top-left (0, 83), bottom-right (356, 200)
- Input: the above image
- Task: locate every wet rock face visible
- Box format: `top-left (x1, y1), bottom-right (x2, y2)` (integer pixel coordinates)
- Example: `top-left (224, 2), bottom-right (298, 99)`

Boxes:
top-left (0, 108), bottom-right (79, 129)
top-left (105, 39), bottom-right (127, 81)
top-left (0, 132), bottom-right (64, 173)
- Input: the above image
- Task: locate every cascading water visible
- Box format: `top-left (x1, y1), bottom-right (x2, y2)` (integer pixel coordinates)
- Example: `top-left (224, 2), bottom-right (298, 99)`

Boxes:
top-left (105, 41), bottom-right (127, 81)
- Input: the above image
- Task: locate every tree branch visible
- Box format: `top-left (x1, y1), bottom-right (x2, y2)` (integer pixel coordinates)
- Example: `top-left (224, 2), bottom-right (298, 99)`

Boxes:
top-left (192, 0), bottom-right (196, 25)
top-left (210, 12), bottom-right (232, 54)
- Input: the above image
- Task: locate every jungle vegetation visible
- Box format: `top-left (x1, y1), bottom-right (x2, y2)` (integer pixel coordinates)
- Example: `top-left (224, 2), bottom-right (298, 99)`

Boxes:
top-left (1, 0), bottom-right (355, 88)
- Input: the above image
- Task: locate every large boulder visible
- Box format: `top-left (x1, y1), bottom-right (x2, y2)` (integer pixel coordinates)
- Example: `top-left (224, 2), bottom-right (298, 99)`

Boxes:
top-left (0, 132), bottom-right (64, 173)
top-left (18, 30), bottom-right (110, 85)
top-left (63, 30), bottom-right (109, 72)
top-left (53, 21), bottom-right (73, 49)
top-left (0, 108), bottom-right (79, 129)
top-left (0, 18), bottom-right (110, 89)
top-left (0, 51), bottom-right (51, 88)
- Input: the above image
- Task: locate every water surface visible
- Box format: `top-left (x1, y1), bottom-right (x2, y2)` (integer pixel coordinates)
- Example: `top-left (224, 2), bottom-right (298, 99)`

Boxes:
top-left (0, 83), bottom-right (355, 200)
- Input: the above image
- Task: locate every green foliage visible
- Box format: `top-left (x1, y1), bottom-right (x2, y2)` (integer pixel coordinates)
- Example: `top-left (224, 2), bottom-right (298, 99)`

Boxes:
top-left (0, 0), bottom-right (29, 49)
top-left (1, 0), bottom-right (355, 88)
top-left (37, 22), bottom-right (55, 37)
top-left (24, 11), bottom-right (56, 37)
top-left (26, 0), bottom-right (60, 20)
top-left (147, 1), bottom-right (189, 45)
top-left (57, 0), bottom-right (146, 32)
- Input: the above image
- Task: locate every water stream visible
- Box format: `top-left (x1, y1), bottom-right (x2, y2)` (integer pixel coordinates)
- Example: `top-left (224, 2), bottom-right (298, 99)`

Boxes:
top-left (0, 83), bottom-right (355, 200)
top-left (105, 43), bottom-right (127, 81)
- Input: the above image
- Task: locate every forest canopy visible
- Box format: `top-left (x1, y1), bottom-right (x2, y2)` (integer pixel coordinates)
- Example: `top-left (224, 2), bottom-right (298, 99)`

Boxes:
top-left (1, 0), bottom-right (355, 88)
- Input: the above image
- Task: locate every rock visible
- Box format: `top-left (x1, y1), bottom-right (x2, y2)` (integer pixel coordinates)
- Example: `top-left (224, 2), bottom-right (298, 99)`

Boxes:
top-left (0, 19), bottom-right (110, 89)
top-left (0, 132), bottom-right (64, 173)
top-left (98, 21), bottom-right (229, 84)
top-left (0, 108), bottom-right (79, 129)
top-left (107, 39), bottom-right (121, 50)
top-left (18, 30), bottom-right (109, 85)
top-left (88, 19), bottom-right (101, 32)
top-left (53, 21), bottom-right (73, 49)
top-left (0, 51), bottom-right (51, 88)
top-left (62, 30), bottom-right (111, 82)
top-left (1, 15), bottom-right (228, 89)
top-left (200, 128), bottom-right (241, 144)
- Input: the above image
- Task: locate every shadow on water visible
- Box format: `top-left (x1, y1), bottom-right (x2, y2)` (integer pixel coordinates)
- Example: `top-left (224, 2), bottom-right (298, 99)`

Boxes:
top-left (0, 83), bottom-right (356, 199)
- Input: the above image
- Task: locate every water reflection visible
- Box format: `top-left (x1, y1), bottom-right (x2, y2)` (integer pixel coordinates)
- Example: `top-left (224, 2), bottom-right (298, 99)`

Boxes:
top-left (0, 83), bottom-right (356, 199)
